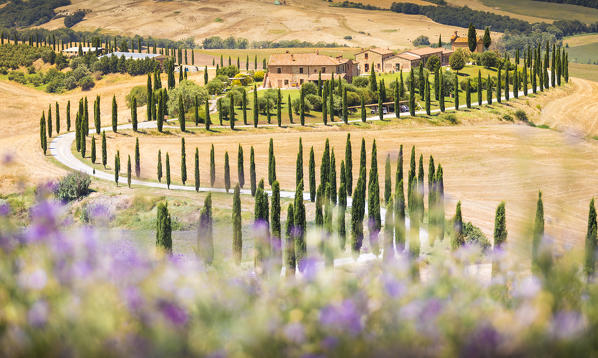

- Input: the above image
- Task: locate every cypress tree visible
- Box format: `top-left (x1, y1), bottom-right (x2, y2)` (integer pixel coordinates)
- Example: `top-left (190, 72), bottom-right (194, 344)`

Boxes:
top-left (157, 150), bottom-right (163, 182)
top-left (268, 138), bottom-right (276, 185)
top-left (165, 152), bottom-right (171, 189)
top-left (395, 179), bottom-right (406, 251)
top-left (370, 65), bottom-right (377, 93)
top-left (80, 125), bottom-right (86, 158)
top-left (131, 98), bottom-right (138, 131)
top-left (322, 88), bottom-right (328, 125)
top-left (238, 145), bottom-right (245, 188)
top-left (127, 155), bottom-right (132, 188)
top-left (383, 198), bottom-right (394, 261)
top-left (329, 80), bottom-right (334, 123)
top-left (229, 94), bottom-right (235, 130)
top-left (439, 71), bottom-right (445, 112)
top-left (147, 74), bottom-right (153, 122)
top-left (467, 23), bottom-right (477, 52)
top-left (55, 102), bottom-right (60, 134)
top-left (320, 139), bottom-right (330, 189)
top-left (351, 167), bottom-right (366, 254)
top-left (242, 89), bottom-right (247, 125)
top-left (67, 100), bottom-right (71, 131)
top-left (418, 63), bottom-right (425, 96)
top-left (232, 184), bottom-right (242, 265)
top-left (338, 162), bottom-right (347, 249)
top-left (179, 96), bottom-right (186, 132)
top-left (523, 61), bottom-right (529, 96)
top-left (277, 88), bottom-right (282, 127)
top-left (224, 151), bottom-right (230, 192)
top-left (384, 154), bottom-right (392, 204)
top-left (91, 136), bottom-right (96, 164)
top-left (198, 194), bottom-right (214, 265)
top-left (194, 148), bottom-right (200, 192)
top-left (409, 69), bottom-right (416, 116)
top-left (205, 98), bottom-right (211, 130)
top-left (378, 90), bottom-right (384, 121)
top-left (40, 115), bottom-right (47, 155)
top-left (360, 94), bottom-right (366, 122)
top-left (505, 64), bottom-right (510, 101)
top-left (296, 138), bottom-right (303, 188)
top-left (253, 85), bottom-right (258, 128)
top-left (454, 74), bottom-right (459, 110)
top-left (395, 79), bottom-right (400, 118)
top-left (94, 97), bottom-right (100, 134)
top-left (477, 70), bottom-right (482, 106)
top-left (217, 99), bottom-right (223, 126)
top-left (114, 151), bottom-right (120, 186)
top-left (532, 191), bottom-right (545, 267)
top-left (368, 141), bottom-right (381, 256)
top-left (330, 150), bottom-right (337, 205)
top-left (181, 138), bottom-right (187, 185)
top-left (271, 180), bottom-right (281, 241)
top-left (300, 85), bottom-right (305, 126)
top-left (112, 95), bottom-right (117, 132)
top-left (493, 202), bottom-right (507, 249)
top-left (156, 202), bottom-right (172, 253)
top-left (47, 105), bottom-right (52, 138)
top-left (466, 79), bottom-right (471, 108)
top-left (288, 94), bottom-right (293, 124)
top-left (309, 147), bottom-right (316, 202)
top-left (487, 74), bottom-right (493, 105)
top-left (345, 134), bottom-right (353, 195)
top-left (294, 180), bottom-right (306, 271)
top-left (101, 131), bottom-right (107, 168)
top-left (134, 138), bottom-right (140, 177)
top-left (250, 146), bottom-right (256, 196)
top-left (157, 92), bottom-right (164, 132)
top-left (83, 98), bottom-right (89, 135)
top-left (285, 203), bottom-right (295, 276)
top-left (436, 164), bottom-right (445, 241)
top-left (210, 144), bottom-right (215, 187)
top-left (585, 198), bottom-right (597, 278)
top-left (425, 75), bottom-right (431, 115)
top-left (452, 201), bottom-right (464, 250)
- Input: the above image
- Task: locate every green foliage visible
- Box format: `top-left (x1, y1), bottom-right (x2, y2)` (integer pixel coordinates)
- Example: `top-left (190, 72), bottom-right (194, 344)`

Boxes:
top-left (155, 202), bottom-right (172, 253)
top-left (413, 35), bottom-right (430, 47)
top-left (167, 80), bottom-right (208, 116)
top-left (232, 184), bottom-right (242, 265)
top-left (126, 86), bottom-right (148, 108)
top-left (449, 50), bottom-right (467, 72)
top-left (0, 0), bottom-right (69, 28)
top-left (53, 172), bottom-right (91, 202)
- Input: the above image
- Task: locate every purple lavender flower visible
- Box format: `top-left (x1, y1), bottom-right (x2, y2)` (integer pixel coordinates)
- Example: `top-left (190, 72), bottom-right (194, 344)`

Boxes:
top-left (283, 322), bottom-right (306, 344)
top-left (461, 323), bottom-right (502, 358)
top-left (158, 300), bottom-right (188, 326)
top-left (27, 300), bottom-right (49, 328)
top-left (319, 299), bottom-right (363, 336)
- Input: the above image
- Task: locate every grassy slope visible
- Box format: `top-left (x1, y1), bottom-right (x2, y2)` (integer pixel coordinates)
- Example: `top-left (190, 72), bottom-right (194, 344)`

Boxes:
top-left (480, 0), bottom-right (598, 23)
top-left (569, 63), bottom-right (598, 82)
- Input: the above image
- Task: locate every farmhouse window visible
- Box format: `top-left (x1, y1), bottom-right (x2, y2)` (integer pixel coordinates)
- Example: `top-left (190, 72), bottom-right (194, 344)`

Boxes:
top-left (299, 67), bottom-right (304, 74)
top-left (365, 53), bottom-right (368, 60)
top-left (322, 67), bottom-right (326, 73)
top-left (277, 67), bottom-right (281, 73)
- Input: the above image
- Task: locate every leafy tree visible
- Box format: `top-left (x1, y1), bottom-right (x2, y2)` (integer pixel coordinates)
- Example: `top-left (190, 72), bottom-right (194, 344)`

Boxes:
top-left (156, 202), bottom-right (172, 253)
top-left (450, 50), bottom-right (466, 73)
top-left (232, 184), bottom-right (242, 265)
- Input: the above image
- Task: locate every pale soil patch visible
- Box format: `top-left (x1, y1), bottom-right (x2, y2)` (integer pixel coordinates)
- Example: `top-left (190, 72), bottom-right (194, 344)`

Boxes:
top-left (564, 34), bottom-right (598, 48)
top-left (41, 0), bottom-right (465, 49)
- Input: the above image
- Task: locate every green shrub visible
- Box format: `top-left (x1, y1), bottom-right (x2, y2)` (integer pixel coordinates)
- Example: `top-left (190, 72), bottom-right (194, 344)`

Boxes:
top-left (78, 76), bottom-right (95, 90)
top-left (502, 114), bottom-right (514, 122)
top-left (443, 114), bottom-right (457, 124)
top-left (54, 172), bottom-right (91, 202)
top-left (253, 70), bottom-right (265, 82)
top-left (514, 109), bottom-right (528, 122)
top-left (463, 222), bottom-right (490, 250)
top-left (126, 86), bottom-right (148, 108)
top-left (353, 76), bottom-right (369, 88)
top-left (305, 94), bottom-right (322, 111)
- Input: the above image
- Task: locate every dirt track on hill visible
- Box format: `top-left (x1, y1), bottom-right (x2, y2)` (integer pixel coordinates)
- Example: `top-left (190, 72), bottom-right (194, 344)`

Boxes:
top-left (539, 78), bottom-right (598, 138)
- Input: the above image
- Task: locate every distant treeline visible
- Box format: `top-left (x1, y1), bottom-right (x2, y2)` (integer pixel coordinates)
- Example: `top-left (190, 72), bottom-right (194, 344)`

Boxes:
top-left (533, 0), bottom-right (598, 9)
top-left (0, 0), bottom-right (70, 28)
top-left (330, 1), bottom-right (386, 10)
top-left (390, 2), bottom-right (598, 37)
top-left (203, 36), bottom-right (346, 49)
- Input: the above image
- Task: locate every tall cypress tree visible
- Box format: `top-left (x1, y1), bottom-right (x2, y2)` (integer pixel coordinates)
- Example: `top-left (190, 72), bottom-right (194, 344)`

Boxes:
top-left (114, 151), bottom-right (120, 186)
top-left (55, 102), bottom-right (60, 134)
top-left (250, 146), bottom-right (256, 196)
top-left (454, 74), bottom-right (459, 110)
top-left (288, 94), bottom-right (293, 124)
top-left (368, 141), bottom-right (381, 256)
top-left (384, 154), bottom-right (392, 204)
top-left (383, 198), bottom-right (394, 261)
top-left (309, 147), bottom-right (316, 202)
top-left (505, 64), bottom-right (510, 101)
top-left (497, 67), bottom-right (502, 103)
top-left (194, 148), bottom-right (200, 192)
top-left (487, 74), bottom-right (493, 105)
top-left (233, 184), bottom-right (242, 265)
top-left (394, 78), bottom-right (400, 118)
top-left (194, 96), bottom-right (199, 126)
top-left (198, 194), bottom-right (214, 265)
top-left (351, 167), bottom-right (366, 254)
top-left (452, 201), bottom-right (464, 250)
top-left (271, 181), bottom-right (281, 267)
top-left (94, 97), bottom-right (100, 134)
top-left (127, 155), bottom-right (132, 188)
top-left (322, 88), bottom-right (328, 125)
top-left (466, 79), bottom-right (471, 108)
top-left (338, 162), bottom-right (347, 250)
top-left (277, 89), bottom-right (282, 127)
top-left (300, 85), bottom-right (305, 126)
top-left (210, 144), bottom-right (215, 187)
top-left (156, 202), bottom-right (172, 253)
top-left (343, 88), bottom-right (348, 124)
top-left (360, 94), bottom-right (366, 122)
top-left (253, 85), bottom-right (258, 128)
top-left (242, 89), bottom-right (247, 125)
top-left (330, 150), bottom-right (337, 205)
top-left (229, 94), bottom-right (235, 130)
top-left (425, 75), bottom-right (431, 115)
top-left (47, 105), bottom-right (52, 138)
top-left (268, 138), bottom-right (276, 185)
top-left (131, 98), bottom-right (138, 132)
top-left (296, 138), bottom-right (303, 187)
top-left (224, 152), bottom-right (230, 192)
top-left (40, 115), bottom-right (47, 155)
top-left (91, 136), bottom-right (96, 164)
top-left (467, 23), bottom-right (477, 52)
top-left (179, 96), bottom-right (186, 132)
top-left (294, 180), bottom-right (306, 271)
top-left (135, 138), bottom-right (140, 177)
top-left (237, 145), bottom-right (245, 188)
top-left (345, 134), bottom-right (353, 195)
top-left (409, 69), bottom-right (416, 116)
top-left (532, 191), bottom-right (545, 268)
top-left (477, 70), bottom-right (482, 107)
top-left (181, 138), bottom-right (187, 185)
top-left (493, 202), bottom-right (507, 249)
top-left (285, 203), bottom-right (296, 276)
top-left (585, 198), bottom-right (597, 278)
top-left (112, 95), bottom-right (117, 133)
top-left (165, 152), bottom-right (171, 189)
top-left (101, 131), bottom-right (107, 168)
top-left (205, 98), bottom-right (210, 131)
top-left (394, 179), bottom-right (405, 251)
top-left (320, 139), bottom-right (331, 190)
top-left (439, 70), bottom-right (445, 112)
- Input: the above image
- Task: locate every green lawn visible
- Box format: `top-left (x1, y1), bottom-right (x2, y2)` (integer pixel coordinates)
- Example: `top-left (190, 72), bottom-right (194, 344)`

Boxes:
top-left (567, 42), bottom-right (598, 65)
top-left (569, 63), bottom-right (598, 82)
top-left (480, 0), bottom-right (598, 23)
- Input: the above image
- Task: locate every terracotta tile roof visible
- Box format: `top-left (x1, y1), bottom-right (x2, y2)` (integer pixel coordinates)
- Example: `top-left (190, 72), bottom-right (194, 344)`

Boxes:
top-left (406, 47), bottom-right (444, 56)
top-left (355, 47), bottom-right (394, 56)
top-left (268, 53), bottom-right (342, 66)
top-left (396, 52), bottom-right (421, 60)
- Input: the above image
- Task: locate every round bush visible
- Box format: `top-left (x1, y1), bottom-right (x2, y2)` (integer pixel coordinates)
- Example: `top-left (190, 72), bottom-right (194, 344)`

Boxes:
top-left (352, 76), bottom-right (369, 88)
top-left (305, 94), bottom-right (322, 111)
top-left (54, 172), bottom-right (91, 202)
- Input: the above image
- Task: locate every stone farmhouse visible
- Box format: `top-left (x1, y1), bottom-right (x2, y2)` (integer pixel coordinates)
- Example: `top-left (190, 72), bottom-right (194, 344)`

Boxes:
top-left (264, 52), bottom-right (358, 89)
top-left (450, 31), bottom-right (484, 53)
top-left (354, 46), bottom-right (453, 73)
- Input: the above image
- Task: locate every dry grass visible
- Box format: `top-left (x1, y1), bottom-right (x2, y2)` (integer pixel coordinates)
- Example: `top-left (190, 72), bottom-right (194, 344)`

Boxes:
top-left (40, 0), bottom-right (466, 49)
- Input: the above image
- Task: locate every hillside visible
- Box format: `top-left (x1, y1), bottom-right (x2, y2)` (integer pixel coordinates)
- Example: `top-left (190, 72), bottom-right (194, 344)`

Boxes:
top-left (37, 0), bottom-right (465, 49)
